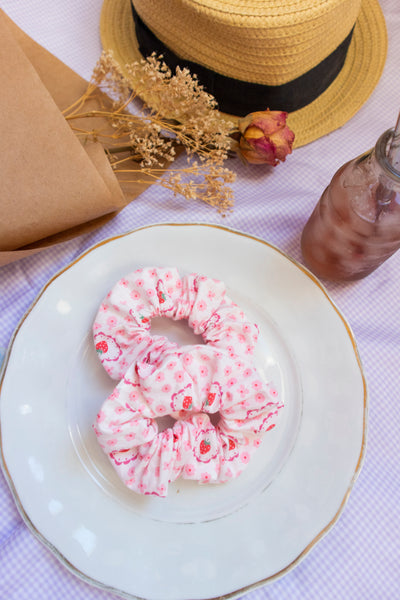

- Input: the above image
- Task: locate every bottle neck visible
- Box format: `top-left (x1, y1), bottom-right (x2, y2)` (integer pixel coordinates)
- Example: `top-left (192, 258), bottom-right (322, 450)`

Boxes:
top-left (375, 129), bottom-right (400, 184)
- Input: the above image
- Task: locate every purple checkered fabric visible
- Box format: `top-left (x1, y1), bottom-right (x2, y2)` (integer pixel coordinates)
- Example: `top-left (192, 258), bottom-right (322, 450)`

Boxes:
top-left (1, 1), bottom-right (399, 599)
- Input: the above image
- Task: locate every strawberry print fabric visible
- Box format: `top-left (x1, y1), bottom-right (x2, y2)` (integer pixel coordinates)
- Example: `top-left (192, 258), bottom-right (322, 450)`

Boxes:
top-left (93, 267), bottom-right (283, 496)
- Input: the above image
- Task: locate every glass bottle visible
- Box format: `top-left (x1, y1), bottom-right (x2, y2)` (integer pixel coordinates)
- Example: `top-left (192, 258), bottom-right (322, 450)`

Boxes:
top-left (301, 129), bottom-right (400, 281)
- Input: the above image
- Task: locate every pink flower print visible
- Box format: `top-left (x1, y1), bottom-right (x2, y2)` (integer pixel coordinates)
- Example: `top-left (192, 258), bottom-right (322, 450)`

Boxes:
top-left (255, 392), bottom-right (266, 404)
top-left (197, 300), bottom-right (207, 311)
top-left (201, 471), bottom-right (211, 482)
top-left (146, 288), bottom-right (155, 297)
top-left (190, 319), bottom-right (199, 330)
top-left (93, 321), bottom-right (101, 331)
top-left (227, 377), bottom-right (237, 387)
top-left (135, 278), bottom-right (145, 288)
top-left (158, 484), bottom-right (167, 495)
top-left (109, 389), bottom-right (120, 401)
top-left (128, 390), bottom-right (138, 402)
top-left (245, 344), bottom-right (253, 354)
top-left (243, 368), bottom-right (253, 378)
top-left (243, 324), bottom-right (251, 334)
top-left (253, 437), bottom-right (262, 448)
top-left (207, 289), bottom-right (216, 299)
top-left (224, 365), bottom-right (232, 376)
top-left (167, 361), bottom-right (176, 370)
top-left (155, 372), bottom-right (165, 382)
top-left (238, 385), bottom-right (249, 398)
top-left (199, 365), bottom-right (208, 378)
top-left (252, 379), bottom-right (263, 390)
top-left (156, 404), bottom-right (167, 415)
top-left (165, 271), bottom-right (173, 281)
top-left (106, 439), bottom-right (117, 447)
top-left (183, 353), bottom-right (193, 366)
top-left (185, 464), bottom-right (195, 476)
top-left (197, 416), bottom-right (205, 427)
top-left (162, 384), bottom-right (171, 393)
top-left (240, 451), bottom-right (251, 464)
top-left (127, 466), bottom-right (136, 477)
top-left (130, 289), bottom-right (141, 300)
top-left (97, 410), bottom-right (106, 423)
top-left (120, 278), bottom-right (129, 287)
top-left (107, 317), bottom-right (117, 329)
top-left (268, 386), bottom-right (278, 398)
top-left (174, 370), bottom-right (185, 383)
top-left (114, 405), bottom-right (125, 415)
top-left (119, 359), bottom-right (129, 371)
top-left (125, 433), bottom-right (135, 442)
top-left (138, 482), bottom-right (147, 493)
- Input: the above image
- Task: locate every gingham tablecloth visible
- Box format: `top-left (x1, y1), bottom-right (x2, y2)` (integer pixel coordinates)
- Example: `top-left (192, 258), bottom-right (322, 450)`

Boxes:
top-left (0, 1), bottom-right (399, 599)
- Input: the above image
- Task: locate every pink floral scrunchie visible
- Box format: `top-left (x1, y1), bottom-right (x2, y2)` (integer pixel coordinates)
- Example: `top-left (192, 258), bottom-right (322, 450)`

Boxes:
top-left (93, 267), bottom-right (283, 497)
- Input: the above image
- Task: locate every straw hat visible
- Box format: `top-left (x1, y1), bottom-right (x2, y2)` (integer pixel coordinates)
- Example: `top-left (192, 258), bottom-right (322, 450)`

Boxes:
top-left (100, 0), bottom-right (387, 147)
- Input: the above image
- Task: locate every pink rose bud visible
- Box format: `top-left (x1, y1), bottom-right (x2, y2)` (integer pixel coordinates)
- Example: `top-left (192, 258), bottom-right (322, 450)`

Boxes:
top-left (238, 109), bottom-right (295, 166)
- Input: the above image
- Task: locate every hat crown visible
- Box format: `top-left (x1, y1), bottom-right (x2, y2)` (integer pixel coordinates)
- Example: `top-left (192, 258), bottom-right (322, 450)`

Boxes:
top-left (133, 0), bottom-right (362, 85)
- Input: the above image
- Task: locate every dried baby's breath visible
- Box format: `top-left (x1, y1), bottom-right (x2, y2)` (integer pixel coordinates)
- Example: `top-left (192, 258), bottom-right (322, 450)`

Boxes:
top-left (63, 51), bottom-right (236, 213)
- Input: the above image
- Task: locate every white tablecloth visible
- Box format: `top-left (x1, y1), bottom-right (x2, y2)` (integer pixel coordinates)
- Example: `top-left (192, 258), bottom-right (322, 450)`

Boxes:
top-left (0, 1), bottom-right (399, 599)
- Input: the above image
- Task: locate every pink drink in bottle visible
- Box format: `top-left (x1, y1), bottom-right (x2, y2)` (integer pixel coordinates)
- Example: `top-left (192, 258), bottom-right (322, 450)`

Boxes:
top-left (301, 129), bottom-right (400, 281)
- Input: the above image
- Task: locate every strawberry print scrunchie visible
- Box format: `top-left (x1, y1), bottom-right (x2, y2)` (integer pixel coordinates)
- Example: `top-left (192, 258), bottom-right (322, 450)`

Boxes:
top-left (93, 267), bottom-right (283, 497)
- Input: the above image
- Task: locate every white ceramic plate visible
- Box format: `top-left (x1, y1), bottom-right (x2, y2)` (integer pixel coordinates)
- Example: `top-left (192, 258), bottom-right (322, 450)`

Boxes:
top-left (0, 224), bottom-right (366, 600)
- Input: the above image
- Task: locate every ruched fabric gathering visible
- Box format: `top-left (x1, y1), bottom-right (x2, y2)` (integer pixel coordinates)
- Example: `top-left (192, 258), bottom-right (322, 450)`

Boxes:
top-left (93, 267), bottom-right (284, 497)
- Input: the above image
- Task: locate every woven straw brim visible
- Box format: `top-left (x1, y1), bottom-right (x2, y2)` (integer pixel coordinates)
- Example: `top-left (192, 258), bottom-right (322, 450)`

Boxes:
top-left (100, 0), bottom-right (387, 148)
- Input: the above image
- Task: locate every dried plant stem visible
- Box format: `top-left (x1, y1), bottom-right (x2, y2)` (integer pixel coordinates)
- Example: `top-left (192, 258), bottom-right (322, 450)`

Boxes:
top-left (62, 51), bottom-right (237, 213)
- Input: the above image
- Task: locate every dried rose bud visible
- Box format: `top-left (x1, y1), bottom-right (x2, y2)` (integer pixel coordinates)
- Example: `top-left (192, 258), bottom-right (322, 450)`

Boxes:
top-left (238, 109), bottom-right (295, 166)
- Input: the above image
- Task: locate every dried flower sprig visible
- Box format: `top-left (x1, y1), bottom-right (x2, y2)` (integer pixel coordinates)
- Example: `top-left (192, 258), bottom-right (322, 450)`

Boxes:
top-left (62, 51), bottom-right (237, 213)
